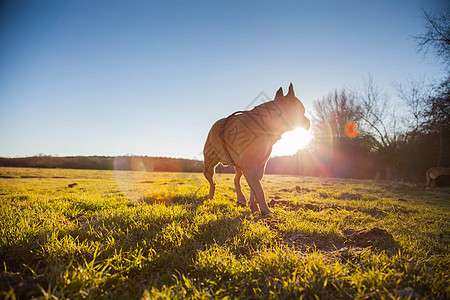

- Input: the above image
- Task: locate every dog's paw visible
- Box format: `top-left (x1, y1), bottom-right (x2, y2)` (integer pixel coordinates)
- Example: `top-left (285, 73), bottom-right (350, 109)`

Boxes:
top-left (236, 200), bottom-right (247, 207)
top-left (249, 201), bottom-right (259, 213)
top-left (260, 209), bottom-right (273, 216)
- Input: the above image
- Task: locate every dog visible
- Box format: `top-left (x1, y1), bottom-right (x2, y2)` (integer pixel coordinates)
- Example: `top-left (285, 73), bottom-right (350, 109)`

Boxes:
top-left (426, 167), bottom-right (450, 188)
top-left (203, 83), bottom-right (310, 215)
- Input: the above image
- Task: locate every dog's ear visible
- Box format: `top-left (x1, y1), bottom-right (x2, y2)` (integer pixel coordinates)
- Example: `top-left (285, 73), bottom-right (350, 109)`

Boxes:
top-left (287, 83), bottom-right (295, 97)
top-left (275, 87), bottom-right (284, 100)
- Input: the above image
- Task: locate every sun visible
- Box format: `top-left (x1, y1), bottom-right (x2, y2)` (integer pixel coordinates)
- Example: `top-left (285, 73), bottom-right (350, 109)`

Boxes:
top-left (271, 127), bottom-right (312, 157)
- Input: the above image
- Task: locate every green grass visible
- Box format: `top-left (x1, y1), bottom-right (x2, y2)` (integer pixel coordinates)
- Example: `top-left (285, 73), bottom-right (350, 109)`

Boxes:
top-left (0, 167), bottom-right (449, 299)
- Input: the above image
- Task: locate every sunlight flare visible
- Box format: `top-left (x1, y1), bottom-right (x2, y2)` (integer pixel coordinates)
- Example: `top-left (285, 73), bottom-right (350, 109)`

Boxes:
top-left (271, 127), bottom-right (312, 156)
top-left (345, 121), bottom-right (359, 138)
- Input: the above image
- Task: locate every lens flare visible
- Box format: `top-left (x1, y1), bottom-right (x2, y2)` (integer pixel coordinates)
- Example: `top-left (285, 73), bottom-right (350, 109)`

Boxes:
top-left (345, 121), bottom-right (358, 138)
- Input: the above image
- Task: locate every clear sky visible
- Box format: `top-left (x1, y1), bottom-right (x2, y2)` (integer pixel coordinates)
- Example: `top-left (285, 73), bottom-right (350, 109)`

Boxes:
top-left (0, 0), bottom-right (447, 159)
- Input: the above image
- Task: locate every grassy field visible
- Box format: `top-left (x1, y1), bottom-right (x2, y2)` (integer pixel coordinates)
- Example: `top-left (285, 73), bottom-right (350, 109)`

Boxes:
top-left (0, 167), bottom-right (449, 299)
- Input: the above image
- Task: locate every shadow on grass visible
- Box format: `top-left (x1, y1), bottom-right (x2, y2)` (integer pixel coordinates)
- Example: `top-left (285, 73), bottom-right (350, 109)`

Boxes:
top-left (0, 195), bottom-right (250, 298)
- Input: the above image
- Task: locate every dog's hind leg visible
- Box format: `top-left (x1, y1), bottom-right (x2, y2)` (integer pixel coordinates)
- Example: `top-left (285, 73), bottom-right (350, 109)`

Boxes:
top-left (203, 143), bottom-right (219, 200)
top-left (234, 167), bottom-right (247, 207)
top-left (204, 161), bottom-right (218, 200)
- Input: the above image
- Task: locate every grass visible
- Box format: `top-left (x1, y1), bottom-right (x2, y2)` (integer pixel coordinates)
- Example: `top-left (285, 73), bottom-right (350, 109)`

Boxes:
top-left (0, 167), bottom-right (449, 299)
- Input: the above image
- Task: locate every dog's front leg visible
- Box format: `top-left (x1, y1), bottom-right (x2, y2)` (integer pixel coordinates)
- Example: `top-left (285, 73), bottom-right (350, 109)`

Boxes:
top-left (243, 167), bottom-right (272, 216)
top-left (248, 191), bottom-right (259, 213)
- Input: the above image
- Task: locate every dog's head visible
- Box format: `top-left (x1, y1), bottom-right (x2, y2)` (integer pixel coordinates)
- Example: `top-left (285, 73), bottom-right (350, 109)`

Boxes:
top-left (275, 83), bottom-right (310, 131)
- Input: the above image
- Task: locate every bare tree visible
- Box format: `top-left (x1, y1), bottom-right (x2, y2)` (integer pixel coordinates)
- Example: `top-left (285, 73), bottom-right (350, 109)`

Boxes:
top-left (415, 8), bottom-right (450, 68)
top-left (355, 76), bottom-right (409, 180)
top-left (312, 89), bottom-right (363, 139)
top-left (358, 75), bottom-right (400, 151)
top-left (413, 7), bottom-right (450, 131)
top-left (423, 77), bottom-right (450, 132)
top-left (312, 89), bottom-right (374, 178)
top-left (394, 76), bottom-right (431, 136)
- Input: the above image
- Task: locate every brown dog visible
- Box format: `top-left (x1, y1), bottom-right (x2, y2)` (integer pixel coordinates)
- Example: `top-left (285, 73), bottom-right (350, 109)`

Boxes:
top-left (426, 167), bottom-right (450, 188)
top-left (203, 83), bottom-right (310, 215)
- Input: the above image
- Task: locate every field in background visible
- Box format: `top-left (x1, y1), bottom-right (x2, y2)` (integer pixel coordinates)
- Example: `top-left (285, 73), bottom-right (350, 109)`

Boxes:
top-left (0, 167), bottom-right (449, 299)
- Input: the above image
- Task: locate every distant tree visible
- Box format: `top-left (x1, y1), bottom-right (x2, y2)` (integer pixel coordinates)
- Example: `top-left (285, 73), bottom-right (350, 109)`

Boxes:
top-left (423, 77), bottom-right (450, 132)
top-left (312, 89), bottom-right (375, 177)
top-left (415, 8), bottom-right (450, 69)
top-left (412, 7), bottom-right (450, 134)
top-left (312, 89), bottom-right (363, 139)
top-left (389, 76), bottom-right (450, 181)
top-left (394, 76), bottom-right (431, 138)
top-left (358, 76), bottom-right (401, 151)
top-left (355, 76), bottom-right (410, 180)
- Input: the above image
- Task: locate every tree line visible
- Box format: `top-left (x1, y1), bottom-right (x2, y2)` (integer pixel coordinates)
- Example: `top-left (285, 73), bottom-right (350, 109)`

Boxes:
top-left (0, 156), bottom-right (203, 173)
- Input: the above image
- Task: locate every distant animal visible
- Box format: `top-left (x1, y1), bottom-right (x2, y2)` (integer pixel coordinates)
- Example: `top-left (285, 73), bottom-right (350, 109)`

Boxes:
top-left (68, 183), bottom-right (78, 188)
top-left (426, 167), bottom-right (450, 188)
top-left (203, 83), bottom-right (310, 215)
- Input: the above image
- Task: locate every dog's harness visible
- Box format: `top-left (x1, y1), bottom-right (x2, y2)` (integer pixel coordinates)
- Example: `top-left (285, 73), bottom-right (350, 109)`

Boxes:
top-left (219, 110), bottom-right (265, 166)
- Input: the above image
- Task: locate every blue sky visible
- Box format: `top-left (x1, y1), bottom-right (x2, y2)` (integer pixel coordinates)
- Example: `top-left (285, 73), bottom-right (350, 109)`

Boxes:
top-left (0, 0), bottom-right (447, 159)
